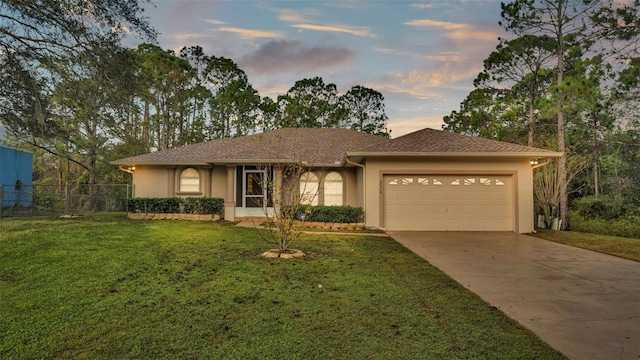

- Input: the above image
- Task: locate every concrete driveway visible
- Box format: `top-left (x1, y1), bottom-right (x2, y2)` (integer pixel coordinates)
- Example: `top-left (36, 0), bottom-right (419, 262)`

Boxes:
top-left (387, 231), bottom-right (640, 360)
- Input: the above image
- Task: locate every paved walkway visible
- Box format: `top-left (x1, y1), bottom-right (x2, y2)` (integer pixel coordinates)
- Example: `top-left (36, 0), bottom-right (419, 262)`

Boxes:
top-left (388, 231), bottom-right (640, 360)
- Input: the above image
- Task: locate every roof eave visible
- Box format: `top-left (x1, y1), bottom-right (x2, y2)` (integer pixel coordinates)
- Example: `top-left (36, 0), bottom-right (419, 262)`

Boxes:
top-left (346, 151), bottom-right (564, 159)
top-left (110, 160), bottom-right (211, 166)
top-left (210, 159), bottom-right (344, 167)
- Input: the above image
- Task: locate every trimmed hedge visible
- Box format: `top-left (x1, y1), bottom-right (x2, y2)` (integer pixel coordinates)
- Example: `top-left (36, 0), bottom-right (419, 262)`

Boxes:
top-left (126, 197), bottom-right (224, 215)
top-left (288, 205), bottom-right (364, 224)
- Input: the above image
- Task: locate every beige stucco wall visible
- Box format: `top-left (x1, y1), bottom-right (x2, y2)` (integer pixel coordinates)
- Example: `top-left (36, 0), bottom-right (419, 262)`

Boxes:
top-left (362, 157), bottom-right (535, 233)
top-left (132, 165), bottom-right (228, 199)
top-left (278, 167), bottom-right (359, 207)
top-left (342, 167), bottom-right (359, 207)
top-left (132, 166), bottom-right (170, 198)
top-left (211, 166), bottom-right (227, 199)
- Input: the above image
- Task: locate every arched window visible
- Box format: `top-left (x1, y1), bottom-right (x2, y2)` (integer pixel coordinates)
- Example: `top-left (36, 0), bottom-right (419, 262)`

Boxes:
top-left (299, 172), bottom-right (319, 206)
top-left (323, 172), bottom-right (343, 206)
top-left (179, 168), bottom-right (200, 192)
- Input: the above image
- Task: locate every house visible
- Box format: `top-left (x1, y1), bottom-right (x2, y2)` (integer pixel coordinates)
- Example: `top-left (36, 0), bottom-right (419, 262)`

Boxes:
top-left (0, 144), bottom-right (34, 207)
top-left (111, 127), bottom-right (561, 233)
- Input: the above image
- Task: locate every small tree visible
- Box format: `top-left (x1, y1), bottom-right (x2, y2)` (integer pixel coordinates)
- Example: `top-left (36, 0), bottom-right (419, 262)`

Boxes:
top-left (242, 131), bottom-right (330, 256)
top-left (253, 162), bottom-right (316, 254)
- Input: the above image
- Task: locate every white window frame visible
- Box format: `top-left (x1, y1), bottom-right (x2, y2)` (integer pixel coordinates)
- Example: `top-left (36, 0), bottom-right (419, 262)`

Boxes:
top-left (323, 171), bottom-right (344, 206)
top-left (299, 171), bottom-right (319, 206)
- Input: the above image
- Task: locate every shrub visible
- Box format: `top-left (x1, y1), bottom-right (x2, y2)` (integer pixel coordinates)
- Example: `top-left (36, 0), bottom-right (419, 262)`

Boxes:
top-left (570, 211), bottom-right (640, 239)
top-left (572, 195), bottom-right (629, 220)
top-left (286, 205), bottom-right (364, 223)
top-left (126, 197), bottom-right (223, 215)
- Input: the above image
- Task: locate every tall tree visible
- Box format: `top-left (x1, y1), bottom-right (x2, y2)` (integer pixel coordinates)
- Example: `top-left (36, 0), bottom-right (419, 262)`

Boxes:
top-left (213, 77), bottom-right (261, 137)
top-left (474, 35), bottom-right (556, 145)
top-left (501, 0), bottom-right (609, 229)
top-left (179, 46), bottom-right (212, 144)
top-left (135, 44), bottom-right (194, 151)
top-left (204, 56), bottom-right (248, 137)
top-left (0, 0), bottom-right (155, 140)
top-left (340, 85), bottom-right (391, 138)
top-left (277, 77), bottom-right (341, 128)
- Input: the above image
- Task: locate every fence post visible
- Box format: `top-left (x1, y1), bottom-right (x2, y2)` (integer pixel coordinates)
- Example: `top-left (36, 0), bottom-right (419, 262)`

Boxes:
top-left (0, 185), bottom-right (3, 218)
top-left (66, 184), bottom-right (71, 215)
top-left (31, 185), bottom-right (35, 216)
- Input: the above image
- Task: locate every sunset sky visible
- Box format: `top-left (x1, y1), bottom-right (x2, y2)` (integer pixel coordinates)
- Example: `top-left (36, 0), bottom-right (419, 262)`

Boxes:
top-left (143, 0), bottom-right (509, 137)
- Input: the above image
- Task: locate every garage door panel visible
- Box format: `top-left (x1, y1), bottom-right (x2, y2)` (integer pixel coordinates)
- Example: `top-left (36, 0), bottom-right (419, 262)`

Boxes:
top-left (384, 175), bottom-right (513, 231)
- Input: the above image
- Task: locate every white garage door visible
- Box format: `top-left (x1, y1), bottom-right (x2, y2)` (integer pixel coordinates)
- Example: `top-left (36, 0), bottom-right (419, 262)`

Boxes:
top-left (383, 175), bottom-right (513, 231)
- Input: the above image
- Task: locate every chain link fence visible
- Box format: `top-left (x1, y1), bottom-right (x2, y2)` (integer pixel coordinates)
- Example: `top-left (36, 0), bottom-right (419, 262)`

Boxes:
top-left (0, 184), bottom-right (133, 217)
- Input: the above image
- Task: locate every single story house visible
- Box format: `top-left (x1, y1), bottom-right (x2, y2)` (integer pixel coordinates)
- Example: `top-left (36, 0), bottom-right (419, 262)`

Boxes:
top-left (112, 127), bottom-right (561, 233)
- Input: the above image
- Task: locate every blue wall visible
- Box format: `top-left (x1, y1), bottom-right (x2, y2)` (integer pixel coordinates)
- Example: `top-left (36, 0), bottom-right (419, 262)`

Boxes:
top-left (0, 145), bottom-right (33, 207)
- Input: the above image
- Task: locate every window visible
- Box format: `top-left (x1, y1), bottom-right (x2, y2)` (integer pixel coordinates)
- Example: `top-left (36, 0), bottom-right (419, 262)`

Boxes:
top-left (402, 177), bottom-right (414, 185)
top-left (464, 178), bottom-right (476, 186)
top-left (179, 168), bottom-right (200, 192)
top-left (300, 172), bottom-right (319, 205)
top-left (323, 172), bottom-right (343, 206)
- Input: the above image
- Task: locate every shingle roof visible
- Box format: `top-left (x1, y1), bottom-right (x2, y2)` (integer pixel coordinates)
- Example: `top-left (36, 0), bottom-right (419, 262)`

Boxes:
top-left (111, 127), bottom-right (561, 167)
top-left (350, 128), bottom-right (561, 157)
top-left (111, 128), bottom-right (389, 166)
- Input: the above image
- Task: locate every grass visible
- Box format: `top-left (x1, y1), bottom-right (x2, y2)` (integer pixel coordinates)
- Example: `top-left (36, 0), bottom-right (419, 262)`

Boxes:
top-left (531, 229), bottom-right (640, 261)
top-left (0, 213), bottom-right (565, 359)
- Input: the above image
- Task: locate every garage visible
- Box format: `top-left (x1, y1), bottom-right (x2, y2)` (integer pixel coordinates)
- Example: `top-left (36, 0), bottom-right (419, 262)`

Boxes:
top-left (383, 174), bottom-right (513, 231)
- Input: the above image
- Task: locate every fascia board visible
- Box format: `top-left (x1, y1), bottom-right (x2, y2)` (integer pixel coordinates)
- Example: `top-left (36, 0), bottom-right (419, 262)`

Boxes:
top-left (345, 151), bottom-right (564, 159)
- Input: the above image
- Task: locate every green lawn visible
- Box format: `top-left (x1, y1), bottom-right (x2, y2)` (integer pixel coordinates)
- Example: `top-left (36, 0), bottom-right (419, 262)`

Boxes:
top-left (0, 213), bottom-right (565, 359)
top-left (531, 229), bottom-right (640, 261)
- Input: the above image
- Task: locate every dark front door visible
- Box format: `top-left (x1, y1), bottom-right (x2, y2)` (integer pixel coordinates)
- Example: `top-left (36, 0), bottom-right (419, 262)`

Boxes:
top-left (245, 170), bottom-right (266, 208)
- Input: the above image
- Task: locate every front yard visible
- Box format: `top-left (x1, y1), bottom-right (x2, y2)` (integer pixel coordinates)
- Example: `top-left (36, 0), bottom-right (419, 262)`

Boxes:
top-left (0, 213), bottom-right (564, 359)
top-left (532, 229), bottom-right (640, 261)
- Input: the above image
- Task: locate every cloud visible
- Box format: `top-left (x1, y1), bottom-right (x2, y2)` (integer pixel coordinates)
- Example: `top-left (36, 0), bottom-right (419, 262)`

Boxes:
top-left (404, 19), bottom-right (467, 30)
top-left (409, 3), bottom-right (434, 9)
top-left (364, 61), bottom-right (481, 102)
top-left (404, 18), bottom-right (498, 41)
top-left (290, 23), bottom-right (375, 37)
top-left (238, 40), bottom-right (357, 75)
top-left (203, 19), bottom-right (226, 25)
top-left (387, 114), bottom-right (445, 137)
top-left (171, 32), bottom-right (217, 42)
top-left (216, 27), bottom-right (283, 39)
top-left (277, 8), bottom-right (318, 23)
top-left (276, 7), bottom-right (374, 37)
top-left (391, 68), bottom-right (476, 87)
top-left (374, 47), bottom-right (466, 62)
top-left (367, 81), bottom-right (442, 101)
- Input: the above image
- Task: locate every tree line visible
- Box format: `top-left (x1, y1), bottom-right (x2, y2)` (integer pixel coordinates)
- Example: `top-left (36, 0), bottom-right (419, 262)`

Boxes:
top-left (0, 1), bottom-right (389, 190)
top-left (1, 0), bottom-right (637, 230)
top-left (443, 0), bottom-right (639, 229)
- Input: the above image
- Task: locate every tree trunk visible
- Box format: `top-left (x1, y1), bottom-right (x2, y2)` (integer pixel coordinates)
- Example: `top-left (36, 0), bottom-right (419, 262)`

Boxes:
top-left (528, 96), bottom-right (535, 146)
top-left (557, 0), bottom-right (570, 231)
top-left (594, 161), bottom-right (600, 196)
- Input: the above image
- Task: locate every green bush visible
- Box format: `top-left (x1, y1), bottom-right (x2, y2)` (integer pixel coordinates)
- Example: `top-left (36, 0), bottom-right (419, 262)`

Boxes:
top-left (287, 205), bottom-right (364, 223)
top-left (126, 197), bottom-right (223, 215)
top-left (570, 211), bottom-right (640, 239)
top-left (572, 195), bottom-right (629, 220)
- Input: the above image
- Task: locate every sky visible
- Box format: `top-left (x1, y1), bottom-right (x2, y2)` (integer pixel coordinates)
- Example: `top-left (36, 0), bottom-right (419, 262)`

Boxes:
top-left (144, 1), bottom-right (509, 137)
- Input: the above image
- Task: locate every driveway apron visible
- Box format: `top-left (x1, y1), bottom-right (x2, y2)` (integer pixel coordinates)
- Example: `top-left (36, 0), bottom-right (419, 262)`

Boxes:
top-left (388, 231), bottom-right (640, 360)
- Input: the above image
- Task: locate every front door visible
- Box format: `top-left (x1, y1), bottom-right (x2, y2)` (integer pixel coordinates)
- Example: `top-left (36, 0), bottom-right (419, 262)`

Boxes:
top-left (244, 169), bottom-right (267, 208)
